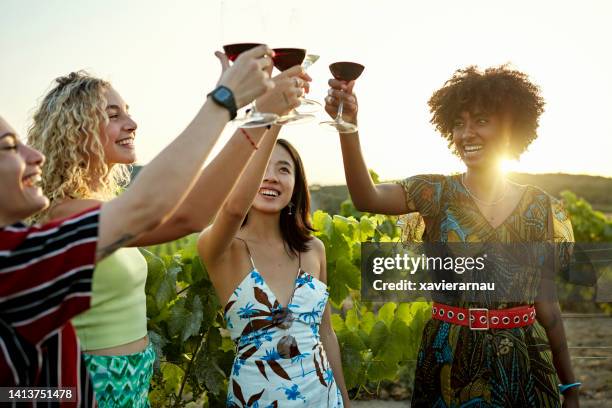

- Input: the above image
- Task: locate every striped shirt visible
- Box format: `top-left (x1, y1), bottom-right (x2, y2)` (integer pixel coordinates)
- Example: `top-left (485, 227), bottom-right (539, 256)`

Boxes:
top-left (0, 206), bottom-right (101, 407)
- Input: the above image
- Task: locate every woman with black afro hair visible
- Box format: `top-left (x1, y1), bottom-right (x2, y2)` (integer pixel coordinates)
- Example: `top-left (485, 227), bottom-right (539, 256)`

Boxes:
top-left (324, 65), bottom-right (579, 407)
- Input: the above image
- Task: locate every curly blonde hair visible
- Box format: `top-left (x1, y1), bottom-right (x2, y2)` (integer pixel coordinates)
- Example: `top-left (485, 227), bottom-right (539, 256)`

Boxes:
top-left (28, 71), bottom-right (131, 221)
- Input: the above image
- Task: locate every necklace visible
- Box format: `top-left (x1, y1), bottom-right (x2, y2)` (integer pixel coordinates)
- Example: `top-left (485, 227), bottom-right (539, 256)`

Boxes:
top-left (461, 173), bottom-right (509, 206)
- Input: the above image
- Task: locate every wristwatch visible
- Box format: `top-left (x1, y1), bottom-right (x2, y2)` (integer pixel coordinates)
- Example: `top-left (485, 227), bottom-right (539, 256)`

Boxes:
top-left (207, 85), bottom-right (237, 120)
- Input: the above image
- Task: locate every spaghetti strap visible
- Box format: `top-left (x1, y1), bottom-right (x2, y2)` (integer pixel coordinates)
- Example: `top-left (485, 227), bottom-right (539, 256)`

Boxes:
top-left (235, 237), bottom-right (256, 270)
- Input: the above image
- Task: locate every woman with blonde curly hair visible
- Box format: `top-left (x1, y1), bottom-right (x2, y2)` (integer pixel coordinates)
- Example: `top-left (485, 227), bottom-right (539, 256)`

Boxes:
top-left (28, 73), bottom-right (132, 213)
top-left (28, 53), bottom-right (310, 406)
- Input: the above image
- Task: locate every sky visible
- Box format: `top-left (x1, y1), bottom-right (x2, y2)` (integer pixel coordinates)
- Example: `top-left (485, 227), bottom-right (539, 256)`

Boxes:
top-left (2, 0), bottom-right (612, 185)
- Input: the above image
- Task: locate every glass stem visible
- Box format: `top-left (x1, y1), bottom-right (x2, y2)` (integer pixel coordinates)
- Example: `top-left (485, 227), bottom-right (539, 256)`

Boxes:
top-left (336, 97), bottom-right (344, 123)
top-left (250, 101), bottom-right (259, 116)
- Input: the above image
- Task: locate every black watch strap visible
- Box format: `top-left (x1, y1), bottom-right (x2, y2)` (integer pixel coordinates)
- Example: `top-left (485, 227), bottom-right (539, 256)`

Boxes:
top-left (207, 85), bottom-right (237, 120)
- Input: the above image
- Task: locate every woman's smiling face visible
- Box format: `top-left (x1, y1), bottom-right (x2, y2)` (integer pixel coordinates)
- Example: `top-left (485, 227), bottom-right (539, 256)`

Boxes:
top-left (252, 144), bottom-right (296, 214)
top-left (0, 116), bottom-right (48, 224)
top-left (100, 87), bottom-right (138, 166)
top-left (452, 110), bottom-right (510, 170)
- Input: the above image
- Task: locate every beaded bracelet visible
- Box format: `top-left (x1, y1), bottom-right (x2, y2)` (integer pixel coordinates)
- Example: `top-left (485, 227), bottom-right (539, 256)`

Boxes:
top-left (558, 382), bottom-right (581, 394)
top-left (240, 128), bottom-right (258, 150)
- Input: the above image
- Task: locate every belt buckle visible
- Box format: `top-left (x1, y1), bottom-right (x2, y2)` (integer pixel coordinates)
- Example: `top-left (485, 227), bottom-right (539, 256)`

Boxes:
top-left (468, 308), bottom-right (490, 330)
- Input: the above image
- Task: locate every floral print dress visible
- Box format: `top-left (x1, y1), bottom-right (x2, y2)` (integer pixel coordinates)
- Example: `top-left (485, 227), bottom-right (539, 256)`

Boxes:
top-left (224, 239), bottom-right (343, 407)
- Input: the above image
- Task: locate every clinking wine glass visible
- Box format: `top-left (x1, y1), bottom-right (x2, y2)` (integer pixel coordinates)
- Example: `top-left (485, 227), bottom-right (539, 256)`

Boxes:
top-left (298, 54), bottom-right (322, 114)
top-left (319, 61), bottom-right (364, 133)
top-left (222, 43), bottom-right (279, 128)
top-left (271, 48), bottom-right (315, 125)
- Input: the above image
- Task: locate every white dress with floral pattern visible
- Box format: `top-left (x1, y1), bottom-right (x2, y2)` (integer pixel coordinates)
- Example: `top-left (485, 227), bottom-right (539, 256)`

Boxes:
top-left (224, 264), bottom-right (343, 408)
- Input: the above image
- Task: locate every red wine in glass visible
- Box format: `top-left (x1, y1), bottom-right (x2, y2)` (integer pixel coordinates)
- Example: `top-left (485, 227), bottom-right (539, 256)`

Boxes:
top-left (271, 48), bottom-right (314, 126)
top-left (223, 43), bottom-right (263, 62)
top-left (221, 43), bottom-right (278, 128)
top-left (330, 62), bottom-right (365, 81)
top-left (272, 48), bottom-right (306, 71)
top-left (320, 61), bottom-right (365, 133)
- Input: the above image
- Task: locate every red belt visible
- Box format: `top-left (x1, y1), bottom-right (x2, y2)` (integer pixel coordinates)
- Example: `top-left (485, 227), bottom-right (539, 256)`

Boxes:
top-left (432, 302), bottom-right (536, 330)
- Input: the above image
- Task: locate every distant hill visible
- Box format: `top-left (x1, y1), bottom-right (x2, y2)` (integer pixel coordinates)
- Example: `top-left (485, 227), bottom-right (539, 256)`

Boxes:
top-left (310, 173), bottom-right (612, 215)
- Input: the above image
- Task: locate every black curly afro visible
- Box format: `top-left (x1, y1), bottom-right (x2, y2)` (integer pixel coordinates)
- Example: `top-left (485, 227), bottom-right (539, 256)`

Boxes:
top-left (428, 65), bottom-right (545, 159)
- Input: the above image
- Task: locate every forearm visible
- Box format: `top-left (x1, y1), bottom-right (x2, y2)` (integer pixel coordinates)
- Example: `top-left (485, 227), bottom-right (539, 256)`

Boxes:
top-left (164, 126), bottom-right (268, 231)
top-left (97, 101), bottom-right (230, 258)
top-left (321, 329), bottom-right (350, 406)
top-left (537, 302), bottom-right (576, 385)
top-left (338, 133), bottom-right (379, 212)
top-left (125, 100), bottom-right (229, 227)
top-left (222, 125), bottom-right (282, 217)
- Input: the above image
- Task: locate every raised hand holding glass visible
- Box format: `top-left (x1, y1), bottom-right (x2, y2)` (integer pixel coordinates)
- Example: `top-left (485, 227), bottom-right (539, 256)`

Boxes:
top-left (223, 43), bottom-right (279, 128)
top-left (272, 48), bottom-right (315, 125)
top-left (320, 61), bottom-right (364, 133)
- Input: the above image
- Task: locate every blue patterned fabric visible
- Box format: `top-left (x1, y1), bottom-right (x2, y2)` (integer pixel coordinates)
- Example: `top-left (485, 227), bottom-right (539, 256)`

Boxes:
top-left (224, 268), bottom-right (343, 407)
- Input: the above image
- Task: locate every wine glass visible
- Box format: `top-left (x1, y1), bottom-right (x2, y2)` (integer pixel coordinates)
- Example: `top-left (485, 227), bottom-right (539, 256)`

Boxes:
top-left (297, 54), bottom-right (322, 114)
top-left (319, 61), bottom-right (364, 133)
top-left (222, 43), bottom-right (279, 128)
top-left (272, 48), bottom-right (315, 125)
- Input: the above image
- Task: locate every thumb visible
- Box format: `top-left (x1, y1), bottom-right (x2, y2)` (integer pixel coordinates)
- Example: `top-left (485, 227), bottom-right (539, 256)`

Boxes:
top-left (215, 51), bottom-right (230, 73)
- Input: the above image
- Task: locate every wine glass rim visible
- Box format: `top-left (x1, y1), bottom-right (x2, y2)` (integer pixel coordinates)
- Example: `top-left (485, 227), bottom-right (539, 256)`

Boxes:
top-left (222, 42), bottom-right (264, 47)
top-left (329, 61), bottom-right (365, 68)
top-left (272, 47), bottom-right (307, 52)
top-left (222, 43), bottom-right (264, 54)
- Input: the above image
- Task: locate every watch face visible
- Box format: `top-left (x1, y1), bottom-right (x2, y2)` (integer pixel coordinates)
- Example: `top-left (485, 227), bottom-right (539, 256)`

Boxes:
top-left (216, 88), bottom-right (231, 101)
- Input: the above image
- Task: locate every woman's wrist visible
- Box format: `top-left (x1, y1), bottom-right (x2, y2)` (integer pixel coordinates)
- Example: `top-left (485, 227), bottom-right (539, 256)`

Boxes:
top-left (559, 382), bottom-right (581, 395)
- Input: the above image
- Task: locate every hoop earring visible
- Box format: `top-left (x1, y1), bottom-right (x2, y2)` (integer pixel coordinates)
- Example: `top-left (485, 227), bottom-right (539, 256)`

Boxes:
top-left (287, 202), bottom-right (294, 215)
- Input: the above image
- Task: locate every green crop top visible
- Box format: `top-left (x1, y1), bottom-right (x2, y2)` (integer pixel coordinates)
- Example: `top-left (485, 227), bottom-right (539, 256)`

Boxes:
top-left (72, 247), bottom-right (148, 351)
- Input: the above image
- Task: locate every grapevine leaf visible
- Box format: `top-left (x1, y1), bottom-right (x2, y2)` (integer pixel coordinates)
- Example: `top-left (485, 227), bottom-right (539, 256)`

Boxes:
top-left (328, 267), bottom-right (349, 305)
top-left (180, 294), bottom-right (203, 342)
top-left (194, 348), bottom-right (225, 396)
top-left (190, 256), bottom-right (206, 284)
top-left (156, 264), bottom-right (180, 311)
top-left (339, 331), bottom-right (367, 389)
top-left (368, 321), bottom-right (389, 355)
top-left (313, 210), bottom-right (333, 237)
top-left (358, 216), bottom-right (376, 241)
top-left (219, 333), bottom-right (235, 351)
top-left (378, 302), bottom-right (397, 328)
top-left (390, 318), bottom-right (416, 360)
top-left (359, 311), bottom-right (376, 334)
top-left (331, 314), bottom-right (346, 332)
top-left (168, 298), bottom-right (189, 338)
top-left (336, 257), bottom-right (360, 291)
top-left (367, 358), bottom-right (397, 382)
top-left (161, 362), bottom-right (184, 395)
top-left (395, 302), bottom-right (414, 325)
top-left (345, 308), bottom-right (359, 332)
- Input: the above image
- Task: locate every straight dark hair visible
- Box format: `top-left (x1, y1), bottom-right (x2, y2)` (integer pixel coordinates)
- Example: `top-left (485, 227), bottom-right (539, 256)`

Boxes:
top-left (242, 138), bottom-right (315, 255)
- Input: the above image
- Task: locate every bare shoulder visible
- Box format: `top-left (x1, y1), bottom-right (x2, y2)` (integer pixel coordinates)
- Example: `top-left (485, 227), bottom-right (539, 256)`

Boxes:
top-left (309, 236), bottom-right (326, 258)
top-left (50, 199), bottom-right (104, 221)
top-left (197, 228), bottom-right (242, 267)
top-left (303, 237), bottom-right (327, 281)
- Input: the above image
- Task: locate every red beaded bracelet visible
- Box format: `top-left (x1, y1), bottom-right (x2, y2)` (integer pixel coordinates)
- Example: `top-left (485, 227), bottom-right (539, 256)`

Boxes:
top-left (240, 128), bottom-right (258, 150)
